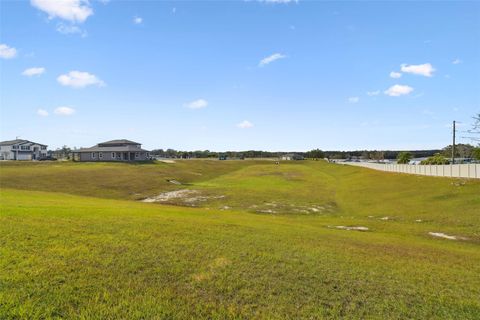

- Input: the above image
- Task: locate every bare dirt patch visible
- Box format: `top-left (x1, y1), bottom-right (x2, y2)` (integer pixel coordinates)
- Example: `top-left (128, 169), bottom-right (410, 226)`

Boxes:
top-left (158, 159), bottom-right (176, 163)
top-left (428, 232), bottom-right (468, 241)
top-left (331, 226), bottom-right (369, 231)
top-left (142, 189), bottom-right (225, 206)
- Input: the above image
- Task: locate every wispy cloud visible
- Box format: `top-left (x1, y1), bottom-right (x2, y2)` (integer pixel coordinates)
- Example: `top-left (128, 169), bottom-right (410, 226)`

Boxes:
top-left (22, 67), bottom-right (46, 76)
top-left (237, 120), bottom-right (254, 129)
top-left (452, 58), bottom-right (462, 65)
top-left (259, 53), bottom-right (286, 67)
top-left (348, 97), bottom-right (359, 103)
top-left (185, 99), bottom-right (208, 109)
top-left (389, 71), bottom-right (402, 79)
top-left (0, 44), bottom-right (17, 59)
top-left (366, 90), bottom-right (380, 96)
top-left (30, 0), bottom-right (93, 23)
top-left (57, 71), bottom-right (105, 88)
top-left (54, 106), bottom-right (76, 116)
top-left (56, 23), bottom-right (86, 36)
top-left (384, 84), bottom-right (414, 97)
top-left (133, 16), bottom-right (143, 24)
top-left (400, 63), bottom-right (435, 77)
top-left (37, 109), bottom-right (49, 117)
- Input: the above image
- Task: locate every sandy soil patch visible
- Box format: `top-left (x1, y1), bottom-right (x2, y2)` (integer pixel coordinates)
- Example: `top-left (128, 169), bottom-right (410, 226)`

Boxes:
top-left (142, 189), bottom-right (224, 205)
top-left (332, 226), bottom-right (369, 231)
top-left (428, 232), bottom-right (468, 240)
top-left (158, 159), bottom-right (175, 163)
top-left (257, 209), bottom-right (276, 214)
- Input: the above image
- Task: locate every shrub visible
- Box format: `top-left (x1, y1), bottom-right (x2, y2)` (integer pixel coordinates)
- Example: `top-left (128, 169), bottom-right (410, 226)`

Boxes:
top-left (420, 153), bottom-right (450, 165)
top-left (397, 152), bottom-right (412, 164)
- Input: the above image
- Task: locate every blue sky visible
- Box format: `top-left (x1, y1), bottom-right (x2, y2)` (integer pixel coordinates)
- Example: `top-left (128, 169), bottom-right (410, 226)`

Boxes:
top-left (1, 0), bottom-right (479, 151)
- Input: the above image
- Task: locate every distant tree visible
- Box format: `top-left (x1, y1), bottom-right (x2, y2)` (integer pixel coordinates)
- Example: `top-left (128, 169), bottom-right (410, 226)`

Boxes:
top-left (55, 145), bottom-right (72, 160)
top-left (371, 151), bottom-right (385, 161)
top-left (473, 147), bottom-right (480, 160)
top-left (467, 113), bottom-right (479, 143)
top-left (397, 152), bottom-right (412, 164)
top-left (420, 153), bottom-right (449, 165)
top-left (442, 144), bottom-right (474, 158)
top-left (305, 149), bottom-right (324, 159)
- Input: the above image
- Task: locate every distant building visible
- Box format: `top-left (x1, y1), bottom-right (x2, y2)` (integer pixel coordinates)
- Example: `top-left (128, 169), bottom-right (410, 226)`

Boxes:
top-left (280, 153), bottom-right (304, 161)
top-left (0, 139), bottom-right (48, 160)
top-left (74, 139), bottom-right (150, 162)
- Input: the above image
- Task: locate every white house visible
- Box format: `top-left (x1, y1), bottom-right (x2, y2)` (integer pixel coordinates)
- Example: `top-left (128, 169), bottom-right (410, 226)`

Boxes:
top-left (0, 139), bottom-right (48, 160)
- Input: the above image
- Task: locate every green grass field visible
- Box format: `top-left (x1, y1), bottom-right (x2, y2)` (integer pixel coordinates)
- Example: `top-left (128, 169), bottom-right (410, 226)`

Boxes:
top-left (1, 160), bottom-right (479, 319)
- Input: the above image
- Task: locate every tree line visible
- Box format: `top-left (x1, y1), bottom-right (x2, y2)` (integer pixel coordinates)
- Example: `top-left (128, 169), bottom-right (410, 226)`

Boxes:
top-left (50, 113), bottom-right (480, 160)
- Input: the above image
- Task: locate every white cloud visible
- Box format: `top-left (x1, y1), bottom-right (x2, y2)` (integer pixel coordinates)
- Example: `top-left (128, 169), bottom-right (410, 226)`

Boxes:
top-left (185, 99), bottom-right (208, 109)
top-left (237, 120), bottom-right (254, 129)
top-left (56, 23), bottom-right (86, 36)
top-left (366, 90), bottom-right (380, 96)
top-left (384, 84), bottom-right (414, 97)
top-left (54, 106), bottom-right (75, 116)
top-left (389, 71), bottom-right (402, 79)
top-left (348, 97), bottom-right (359, 103)
top-left (133, 16), bottom-right (143, 24)
top-left (400, 63), bottom-right (435, 77)
top-left (259, 53), bottom-right (286, 67)
top-left (37, 109), bottom-right (49, 116)
top-left (0, 44), bottom-right (17, 59)
top-left (22, 67), bottom-right (46, 77)
top-left (30, 0), bottom-right (93, 23)
top-left (452, 58), bottom-right (462, 65)
top-left (57, 71), bottom-right (105, 88)
top-left (172, 7), bottom-right (176, 14)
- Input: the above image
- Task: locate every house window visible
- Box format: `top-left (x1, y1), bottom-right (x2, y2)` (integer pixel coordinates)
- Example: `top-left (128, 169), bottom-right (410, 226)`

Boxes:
top-left (146, 152), bottom-right (150, 157)
top-left (12, 145), bottom-right (17, 149)
top-left (41, 146), bottom-right (47, 150)
top-left (135, 152), bottom-right (139, 158)
top-left (111, 152), bottom-right (115, 159)
top-left (92, 152), bottom-right (96, 159)
top-left (99, 152), bottom-right (103, 159)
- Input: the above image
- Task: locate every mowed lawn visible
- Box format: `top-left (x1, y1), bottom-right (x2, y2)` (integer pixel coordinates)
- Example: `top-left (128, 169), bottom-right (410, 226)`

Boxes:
top-left (1, 160), bottom-right (480, 319)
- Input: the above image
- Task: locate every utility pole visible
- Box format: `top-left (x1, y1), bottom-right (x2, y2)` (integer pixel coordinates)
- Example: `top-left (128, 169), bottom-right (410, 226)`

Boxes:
top-left (452, 120), bottom-right (456, 164)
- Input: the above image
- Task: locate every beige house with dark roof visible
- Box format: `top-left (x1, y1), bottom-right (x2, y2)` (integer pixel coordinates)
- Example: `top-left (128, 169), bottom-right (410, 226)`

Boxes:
top-left (74, 139), bottom-right (150, 162)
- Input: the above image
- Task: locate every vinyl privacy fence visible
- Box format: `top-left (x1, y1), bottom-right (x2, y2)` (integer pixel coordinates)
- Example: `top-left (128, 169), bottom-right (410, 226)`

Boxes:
top-left (344, 162), bottom-right (480, 179)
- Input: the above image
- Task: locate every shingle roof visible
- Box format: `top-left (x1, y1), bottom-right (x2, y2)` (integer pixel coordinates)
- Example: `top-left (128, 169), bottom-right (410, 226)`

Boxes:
top-left (99, 139), bottom-right (140, 146)
top-left (0, 139), bottom-right (27, 146)
top-left (75, 145), bottom-right (149, 153)
top-left (0, 139), bottom-right (47, 146)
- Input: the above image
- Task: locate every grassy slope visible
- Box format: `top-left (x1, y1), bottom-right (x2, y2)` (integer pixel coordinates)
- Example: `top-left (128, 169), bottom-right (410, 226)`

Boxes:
top-left (1, 161), bottom-right (480, 319)
top-left (0, 160), bottom-right (262, 200)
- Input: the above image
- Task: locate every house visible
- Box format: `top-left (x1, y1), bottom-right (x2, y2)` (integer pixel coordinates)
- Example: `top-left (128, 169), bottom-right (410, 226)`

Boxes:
top-left (73, 139), bottom-right (150, 162)
top-left (0, 139), bottom-right (48, 160)
top-left (280, 153), bottom-right (304, 161)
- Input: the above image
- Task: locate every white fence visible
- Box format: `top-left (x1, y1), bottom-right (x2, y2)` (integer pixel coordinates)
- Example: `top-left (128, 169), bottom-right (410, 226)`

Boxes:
top-left (344, 162), bottom-right (480, 179)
